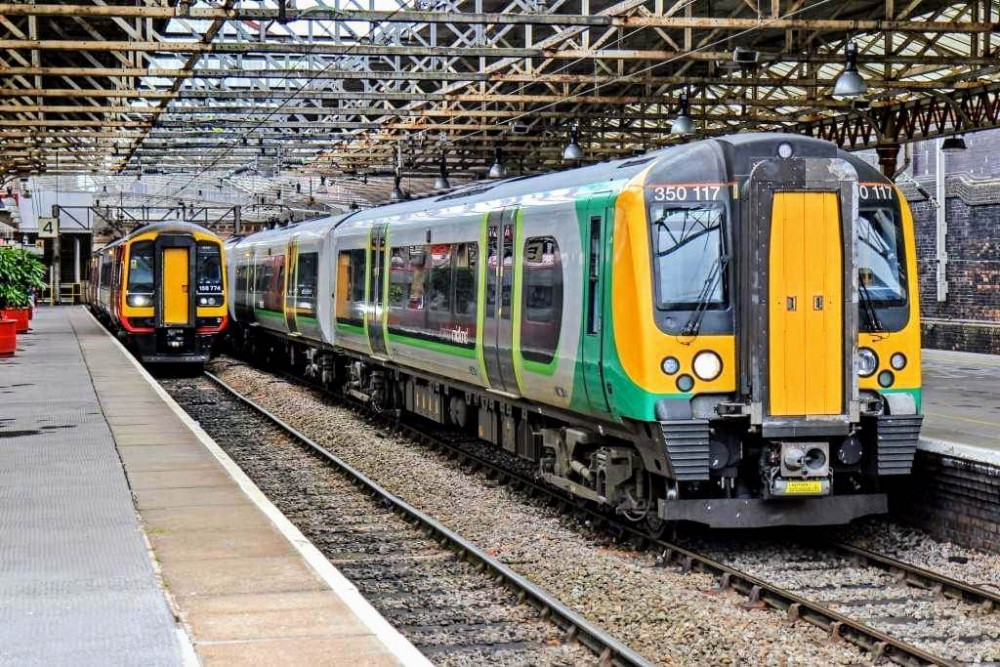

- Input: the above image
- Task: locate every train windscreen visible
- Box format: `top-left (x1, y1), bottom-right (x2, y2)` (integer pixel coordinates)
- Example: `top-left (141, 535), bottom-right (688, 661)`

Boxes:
top-left (649, 203), bottom-right (727, 311)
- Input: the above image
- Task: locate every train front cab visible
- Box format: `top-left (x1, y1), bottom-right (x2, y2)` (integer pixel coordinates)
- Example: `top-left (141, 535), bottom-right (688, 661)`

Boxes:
top-left (610, 135), bottom-right (922, 528)
top-left (120, 226), bottom-right (227, 363)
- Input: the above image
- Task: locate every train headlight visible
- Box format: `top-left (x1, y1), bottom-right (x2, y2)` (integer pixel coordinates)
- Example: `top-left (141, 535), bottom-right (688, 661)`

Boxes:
top-left (127, 293), bottom-right (152, 307)
top-left (692, 351), bottom-right (723, 381)
top-left (878, 370), bottom-right (895, 388)
top-left (857, 348), bottom-right (878, 377)
top-left (777, 142), bottom-right (794, 159)
top-left (198, 295), bottom-right (223, 307)
top-left (661, 356), bottom-right (680, 376)
top-left (890, 353), bottom-right (907, 370)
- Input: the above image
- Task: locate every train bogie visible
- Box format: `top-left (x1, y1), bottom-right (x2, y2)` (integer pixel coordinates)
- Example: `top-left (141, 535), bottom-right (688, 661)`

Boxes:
top-left (226, 133), bottom-right (923, 529)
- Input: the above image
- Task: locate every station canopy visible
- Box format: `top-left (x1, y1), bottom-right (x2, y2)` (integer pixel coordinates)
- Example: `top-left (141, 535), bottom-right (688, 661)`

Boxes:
top-left (1, 0), bottom-right (998, 203)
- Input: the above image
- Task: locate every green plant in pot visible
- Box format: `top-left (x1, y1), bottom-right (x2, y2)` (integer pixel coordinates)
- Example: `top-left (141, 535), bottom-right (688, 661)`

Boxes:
top-left (0, 246), bottom-right (46, 332)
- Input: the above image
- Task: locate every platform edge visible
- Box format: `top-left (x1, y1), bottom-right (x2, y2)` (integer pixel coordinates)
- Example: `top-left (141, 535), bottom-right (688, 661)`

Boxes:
top-left (84, 308), bottom-right (432, 667)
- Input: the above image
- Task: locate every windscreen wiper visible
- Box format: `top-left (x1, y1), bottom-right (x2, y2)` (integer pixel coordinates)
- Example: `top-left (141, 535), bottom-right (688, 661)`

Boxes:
top-left (681, 254), bottom-right (729, 339)
top-left (859, 280), bottom-right (884, 332)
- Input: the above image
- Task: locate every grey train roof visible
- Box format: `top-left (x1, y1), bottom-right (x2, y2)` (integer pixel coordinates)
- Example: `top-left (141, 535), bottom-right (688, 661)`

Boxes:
top-left (238, 133), bottom-right (888, 244)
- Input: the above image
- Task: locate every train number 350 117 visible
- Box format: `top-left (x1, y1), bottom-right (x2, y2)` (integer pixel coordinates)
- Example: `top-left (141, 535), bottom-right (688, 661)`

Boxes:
top-left (651, 184), bottom-right (722, 202)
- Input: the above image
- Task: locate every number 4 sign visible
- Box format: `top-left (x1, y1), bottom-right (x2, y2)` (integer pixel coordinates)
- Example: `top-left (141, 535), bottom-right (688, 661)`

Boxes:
top-left (38, 218), bottom-right (58, 238)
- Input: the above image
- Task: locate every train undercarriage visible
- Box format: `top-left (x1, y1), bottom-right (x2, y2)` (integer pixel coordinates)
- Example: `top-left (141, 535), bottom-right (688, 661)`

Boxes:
top-left (228, 325), bottom-right (921, 529)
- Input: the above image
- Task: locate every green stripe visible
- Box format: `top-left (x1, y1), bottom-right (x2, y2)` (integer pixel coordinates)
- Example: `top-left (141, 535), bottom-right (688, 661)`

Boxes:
top-left (255, 308), bottom-right (285, 323)
top-left (475, 214), bottom-right (490, 384)
top-left (336, 321), bottom-right (365, 335)
top-left (387, 331), bottom-right (477, 359)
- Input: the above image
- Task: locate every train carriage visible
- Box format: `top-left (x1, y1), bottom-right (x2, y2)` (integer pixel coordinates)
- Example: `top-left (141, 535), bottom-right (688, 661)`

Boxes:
top-left (227, 133), bottom-right (922, 529)
top-left (88, 222), bottom-right (228, 364)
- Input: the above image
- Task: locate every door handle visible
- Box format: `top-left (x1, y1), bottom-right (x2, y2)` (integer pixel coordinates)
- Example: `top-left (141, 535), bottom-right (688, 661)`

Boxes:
top-left (813, 295), bottom-right (824, 310)
top-left (786, 296), bottom-right (797, 311)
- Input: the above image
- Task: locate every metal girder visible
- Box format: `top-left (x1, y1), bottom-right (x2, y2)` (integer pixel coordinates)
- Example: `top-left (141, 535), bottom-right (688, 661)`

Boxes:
top-left (2, 39), bottom-right (996, 65)
top-left (798, 80), bottom-right (1000, 147)
top-left (0, 3), bottom-right (993, 32)
top-left (1, 0), bottom-right (998, 186)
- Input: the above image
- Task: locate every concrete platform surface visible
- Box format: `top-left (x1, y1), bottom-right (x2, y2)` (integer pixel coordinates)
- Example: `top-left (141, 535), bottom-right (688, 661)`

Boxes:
top-left (0, 308), bottom-right (185, 665)
top-left (921, 349), bottom-right (1000, 465)
top-left (1, 307), bottom-right (428, 666)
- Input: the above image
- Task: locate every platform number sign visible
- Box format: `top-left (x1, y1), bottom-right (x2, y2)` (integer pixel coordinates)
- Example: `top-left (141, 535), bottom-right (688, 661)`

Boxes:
top-left (38, 217), bottom-right (58, 238)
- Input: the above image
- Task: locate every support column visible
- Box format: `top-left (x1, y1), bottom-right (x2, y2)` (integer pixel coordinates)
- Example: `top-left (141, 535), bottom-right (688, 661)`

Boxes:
top-left (875, 143), bottom-right (900, 179)
top-left (935, 138), bottom-right (948, 302)
top-left (73, 236), bottom-right (80, 284)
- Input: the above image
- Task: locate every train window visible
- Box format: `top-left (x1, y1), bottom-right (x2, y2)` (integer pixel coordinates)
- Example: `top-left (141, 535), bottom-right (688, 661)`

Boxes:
top-left (453, 243), bottom-right (477, 323)
top-left (297, 252), bottom-right (318, 299)
top-left (196, 242), bottom-right (223, 295)
top-left (100, 255), bottom-right (112, 286)
top-left (336, 249), bottom-right (367, 325)
top-left (388, 247), bottom-right (414, 309)
top-left (427, 245), bottom-right (452, 313)
top-left (127, 242), bottom-right (155, 295)
top-left (858, 208), bottom-right (907, 306)
top-left (650, 204), bottom-right (727, 310)
top-left (521, 236), bottom-right (562, 365)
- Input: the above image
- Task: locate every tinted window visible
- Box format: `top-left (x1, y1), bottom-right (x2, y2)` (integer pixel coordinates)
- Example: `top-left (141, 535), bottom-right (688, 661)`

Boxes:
top-left (387, 242), bottom-right (477, 348)
top-left (858, 207), bottom-right (906, 305)
top-left (649, 204), bottom-right (726, 309)
top-left (197, 242), bottom-right (223, 294)
top-left (336, 249), bottom-right (367, 325)
top-left (427, 245), bottom-right (452, 313)
top-left (128, 242), bottom-right (154, 294)
top-left (297, 252), bottom-right (318, 298)
top-left (521, 236), bottom-right (562, 364)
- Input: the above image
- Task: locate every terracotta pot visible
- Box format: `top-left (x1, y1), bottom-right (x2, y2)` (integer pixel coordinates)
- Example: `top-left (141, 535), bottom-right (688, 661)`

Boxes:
top-left (0, 308), bottom-right (29, 333)
top-left (0, 319), bottom-right (15, 357)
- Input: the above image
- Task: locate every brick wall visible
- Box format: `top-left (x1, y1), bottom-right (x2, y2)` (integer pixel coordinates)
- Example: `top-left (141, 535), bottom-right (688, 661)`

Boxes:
top-left (901, 130), bottom-right (1000, 354)
top-left (890, 451), bottom-right (1000, 553)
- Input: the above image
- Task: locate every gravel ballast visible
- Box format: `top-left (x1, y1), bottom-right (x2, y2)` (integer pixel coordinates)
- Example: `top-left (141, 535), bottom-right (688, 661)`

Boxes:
top-left (163, 376), bottom-right (598, 667)
top-left (204, 359), bottom-right (872, 665)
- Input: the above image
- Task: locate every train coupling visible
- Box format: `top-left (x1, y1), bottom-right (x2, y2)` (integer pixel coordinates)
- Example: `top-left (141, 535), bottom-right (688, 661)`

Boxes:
top-left (766, 441), bottom-right (831, 497)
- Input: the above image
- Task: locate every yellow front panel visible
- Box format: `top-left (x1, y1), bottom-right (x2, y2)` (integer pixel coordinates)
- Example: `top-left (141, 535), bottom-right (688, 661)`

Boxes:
top-left (162, 247), bottom-right (190, 325)
top-left (768, 192), bottom-right (842, 416)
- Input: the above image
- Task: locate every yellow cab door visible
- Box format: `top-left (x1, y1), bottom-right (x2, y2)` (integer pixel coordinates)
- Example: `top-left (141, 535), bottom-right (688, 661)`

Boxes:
top-left (768, 192), bottom-right (842, 416)
top-left (162, 247), bottom-right (190, 325)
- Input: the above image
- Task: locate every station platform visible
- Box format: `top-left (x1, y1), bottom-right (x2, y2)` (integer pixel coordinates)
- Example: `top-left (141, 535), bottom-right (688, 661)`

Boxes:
top-left (920, 349), bottom-right (1000, 466)
top-left (0, 307), bottom-right (427, 666)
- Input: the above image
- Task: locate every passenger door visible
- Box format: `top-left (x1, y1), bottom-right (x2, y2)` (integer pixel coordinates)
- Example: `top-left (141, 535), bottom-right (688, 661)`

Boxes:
top-left (582, 193), bottom-right (613, 415)
top-left (284, 235), bottom-right (299, 334)
top-left (367, 224), bottom-right (389, 357)
top-left (161, 246), bottom-right (190, 326)
top-left (483, 208), bottom-right (519, 394)
top-left (767, 191), bottom-right (843, 416)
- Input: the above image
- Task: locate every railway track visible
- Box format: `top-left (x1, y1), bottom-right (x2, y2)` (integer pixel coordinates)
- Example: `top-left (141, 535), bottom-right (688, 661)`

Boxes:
top-left (200, 357), bottom-right (1000, 666)
top-left (164, 373), bottom-right (650, 667)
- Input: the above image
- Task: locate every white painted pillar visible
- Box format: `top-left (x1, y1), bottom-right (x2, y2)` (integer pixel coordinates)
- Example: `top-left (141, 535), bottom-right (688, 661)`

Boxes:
top-left (935, 139), bottom-right (948, 302)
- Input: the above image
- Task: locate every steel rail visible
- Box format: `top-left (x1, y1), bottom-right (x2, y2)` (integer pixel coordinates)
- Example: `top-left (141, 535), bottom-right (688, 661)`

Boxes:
top-left (203, 371), bottom-right (653, 667)
top-left (214, 360), bottom-right (971, 666)
top-left (830, 541), bottom-right (1000, 612)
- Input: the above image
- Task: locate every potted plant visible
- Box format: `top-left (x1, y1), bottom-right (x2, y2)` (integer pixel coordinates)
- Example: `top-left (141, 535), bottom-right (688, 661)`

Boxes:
top-left (0, 246), bottom-right (46, 334)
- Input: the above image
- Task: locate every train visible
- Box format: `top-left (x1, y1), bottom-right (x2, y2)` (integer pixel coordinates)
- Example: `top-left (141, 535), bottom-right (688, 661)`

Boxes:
top-left (88, 221), bottom-right (228, 363)
top-left (224, 133), bottom-right (923, 529)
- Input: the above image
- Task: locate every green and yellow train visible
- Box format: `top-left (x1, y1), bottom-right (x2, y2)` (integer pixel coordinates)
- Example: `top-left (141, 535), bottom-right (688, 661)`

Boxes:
top-left (226, 133), bottom-right (922, 528)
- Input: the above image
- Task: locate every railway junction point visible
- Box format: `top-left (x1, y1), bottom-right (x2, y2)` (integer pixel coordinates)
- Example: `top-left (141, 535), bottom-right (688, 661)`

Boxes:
top-left (3, 0), bottom-right (1000, 664)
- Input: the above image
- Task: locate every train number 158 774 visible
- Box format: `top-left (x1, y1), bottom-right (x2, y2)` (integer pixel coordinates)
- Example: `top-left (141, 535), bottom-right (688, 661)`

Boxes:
top-left (650, 184), bottom-right (723, 202)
